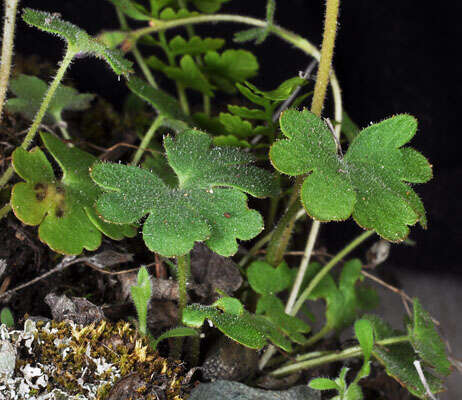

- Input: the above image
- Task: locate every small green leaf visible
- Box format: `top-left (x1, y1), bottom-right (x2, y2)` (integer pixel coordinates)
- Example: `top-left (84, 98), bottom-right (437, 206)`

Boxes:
top-left (203, 50), bottom-right (259, 94)
top-left (142, 153), bottom-right (178, 188)
top-left (92, 130), bottom-right (279, 256)
top-left (127, 76), bottom-right (193, 128)
top-left (151, 327), bottom-right (199, 350)
top-left (164, 55), bottom-right (215, 96)
top-left (270, 110), bottom-right (432, 241)
top-left (150, 0), bottom-right (174, 15)
top-left (233, 0), bottom-right (275, 45)
top-left (146, 54), bottom-right (168, 71)
top-left (159, 8), bottom-right (199, 20)
top-left (213, 297), bottom-right (244, 315)
top-left (22, 9), bottom-right (133, 77)
top-left (247, 260), bottom-right (292, 295)
top-left (169, 35), bottom-right (225, 56)
top-left (6, 74), bottom-right (94, 124)
top-left (409, 299), bottom-right (451, 376)
top-left (190, 0), bottom-right (230, 13)
top-left (245, 77), bottom-right (307, 101)
top-left (309, 378), bottom-right (340, 391)
top-left (0, 307), bottom-right (14, 328)
top-left (236, 82), bottom-right (270, 107)
top-left (219, 113), bottom-right (253, 138)
top-left (107, 0), bottom-right (151, 20)
top-left (354, 319), bottom-right (374, 362)
top-left (131, 267), bottom-right (152, 335)
top-left (11, 132), bottom-right (135, 255)
top-left (228, 105), bottom-right (268, 121)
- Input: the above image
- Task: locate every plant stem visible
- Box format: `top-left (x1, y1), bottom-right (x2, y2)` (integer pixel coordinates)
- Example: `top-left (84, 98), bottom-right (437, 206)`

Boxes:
top-left (131, 115), bottom-right (164, 165)
top-left (131, 13), bottom-right (342, 130)
top-left (116, 7), bottom-right (158, 89)
top-left (310, 0), bottom-right (340, 117)
top-left (0, 47), bottom-right (76, 189)
top-left (270, 335), bottom-right (410, 377)
top-left (177, 254), bottom-right (190, 321)
top-left (0, 0), bottom-right (20, 123)
top-left (265, 199), bottom-right (302, 266)
top-left (292, 230), bottom-right (374, 315)
top-left (133, 46), bottom-right (158, 88)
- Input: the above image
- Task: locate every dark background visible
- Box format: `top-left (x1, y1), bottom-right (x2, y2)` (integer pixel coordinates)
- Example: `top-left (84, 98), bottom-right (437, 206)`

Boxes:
top-left (13, 0), bottom-right (461, 272)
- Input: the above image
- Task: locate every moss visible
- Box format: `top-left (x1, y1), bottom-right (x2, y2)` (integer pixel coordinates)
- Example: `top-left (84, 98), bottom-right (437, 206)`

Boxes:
top-left (5, 319), bottom-right (188, 399)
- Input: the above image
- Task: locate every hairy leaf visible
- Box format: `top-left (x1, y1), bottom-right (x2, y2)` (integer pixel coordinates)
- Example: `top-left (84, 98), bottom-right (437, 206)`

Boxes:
top-left (270, 110), bottom-right (432, 241)
top-left (11, 132), bottom-right (135, 255)
top-left (169, 35), bottom-right (225, 56)
top-left (22, 8), bottom-right (133, 77)
top-left (203, 50), bottom-right (259, 94)
top-left (91, 130), bottom-right (279, 256)
top-left (409, 298), bottom-right (451, 376)
top-left (6, 74), bottom-right (94, 124)
top-left (363, 315), bottom-right (446, 398)
top-left (183, 299), bottom-right (292, 351)
top-left (131, 266), bottom-right (152, 335)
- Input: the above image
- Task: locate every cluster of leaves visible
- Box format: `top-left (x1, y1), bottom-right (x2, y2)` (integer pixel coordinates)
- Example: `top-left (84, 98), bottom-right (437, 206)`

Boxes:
top-left (90, 129), bottom-right (279, 257)
top-left (270, 109), bottom-right (433, 241)
top-left (309, 300), bottom-right (451, 399)
top-left (10, 132), bottom-right (135, 254)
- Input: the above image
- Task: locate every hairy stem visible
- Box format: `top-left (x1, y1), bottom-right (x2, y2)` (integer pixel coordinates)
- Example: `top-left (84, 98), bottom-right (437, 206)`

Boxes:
top-left (177, 253), bottom-right (190, 320)
top-left (0, 48), bottom-right (75, 189)
top-left (292, 230), bottom-right (374, 315)
top-left (270, 335), bottom-right (410, 377)
top-left (131, 115), bottom-right (164, 165)
top-left (116, 7), bottom-right (158, 88)
top-left (0, 0), bottom-right (20, 123)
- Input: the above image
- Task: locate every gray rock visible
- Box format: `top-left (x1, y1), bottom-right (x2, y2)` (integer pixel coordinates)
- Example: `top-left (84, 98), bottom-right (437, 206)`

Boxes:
top-left (188, 380), bottom-right (320, 400)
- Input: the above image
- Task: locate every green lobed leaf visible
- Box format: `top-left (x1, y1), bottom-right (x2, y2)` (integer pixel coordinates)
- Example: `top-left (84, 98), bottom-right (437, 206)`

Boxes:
top-left (169, 35), bottom-right (225, 56)
top-left (127, 76), bottom-right (194, 128)
top-left (244, 77), bottom-right (307, 101)
top-left (142, 153), bottom-right (178, 188)
top-left (131, 266), bottom-right (152, 335)
top-left (164, 55), bottom-right (215, 96)
top-left (342, 111), bottom-right (361, 143)
top-left (307, 260), bottom-right (377, 333)
top-left (22, 9), bottom-right (133, 77)
top-left (409, 299), bottom-right (451, 376)
top-left (233, 0), bottom-right (275, 45)
top-left (107, 0), bottom-right (151, 20)
top-left (363, 315), bottom-right (446, 398)
top-left (270, 110), bottom-right (433, 241)
top-left (146, 54), bottom-right (168, 71)
top-left (228, 105), bottom-right (268, 121)
top-left (6, 74), bottom-right (94, 124)
top-left (190, 0), bottom-right (230, 13)
top-left (203, 50), bottom-right (259, 94)
top-left (91, 130), bottom-right (279, 256)
top-left (213, 296), bottom-right (244, 315)
top-left (247, 260), bottom-right (292, 295)
top-left (151, 327), bottom-right (199, 350)
top-left (354, 319), bottom-right (374, 363)
top-left (183, 299), bottom-right (292, 351)
top-left (11, 132), bottom-right (136, 255)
